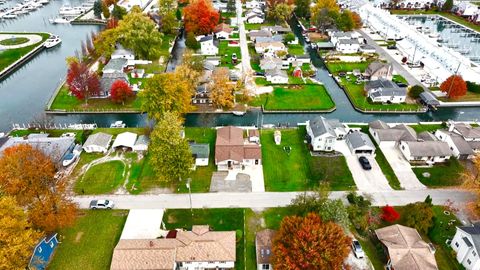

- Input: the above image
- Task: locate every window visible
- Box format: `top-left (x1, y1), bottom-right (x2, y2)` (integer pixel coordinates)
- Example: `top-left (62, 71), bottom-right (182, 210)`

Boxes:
top-left (473, 250), bottom-right (477, 257)
top-left (262, 264), bottom-right (270, 270)
top-left (50, 242), bottom-right (54, 248)
top-left (439, 156), bottom-right (445, 158)
top-left (38, 247), bottom-right (42, 253)
top-left (455, 242), bottom-right (459, 247)
top-left (468, 259), bottom-right (472, 265)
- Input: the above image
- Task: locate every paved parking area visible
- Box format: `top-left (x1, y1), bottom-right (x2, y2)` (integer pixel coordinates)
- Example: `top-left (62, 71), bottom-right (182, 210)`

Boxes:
top-left (379, 142), bottom-right (426, 190)
top-left (345, 251), bottom-right (373, 270)
top-left (210, 165), bottom-right (265, 192)
top-left (334, 141), bottom-right (392, 191)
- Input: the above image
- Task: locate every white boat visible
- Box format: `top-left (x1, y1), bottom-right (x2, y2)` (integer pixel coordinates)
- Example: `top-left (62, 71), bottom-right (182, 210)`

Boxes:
top-left (232, 111), bottom-right (246, 116)
top-left (49, 17), bottom-right (70, 24)
top-left (274, 130), bottom-right (281, 145)
top-left (44, 35), bottom-right (62, 48)
top-left (67, 123), bottom-right (97, 130)
top-left (428, 32), bottom-right (439, 38)
top-left (38, 0), bottom-right (49, 4)
top-left (59, 5), bottom-right (85, 15)
top-left (110, 121), bottom-right (126, 128)
top-left (3, 13), bottom-right (17, 19)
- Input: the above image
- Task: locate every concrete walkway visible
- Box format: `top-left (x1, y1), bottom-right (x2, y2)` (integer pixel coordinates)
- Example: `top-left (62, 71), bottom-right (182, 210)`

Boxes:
top-left (0, 34), bottom-right (43, 50)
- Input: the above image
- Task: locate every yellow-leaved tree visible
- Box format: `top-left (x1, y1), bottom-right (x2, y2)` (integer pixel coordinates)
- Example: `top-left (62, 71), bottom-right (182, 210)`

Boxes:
top-left (211, 67), bottom-right (235, 109)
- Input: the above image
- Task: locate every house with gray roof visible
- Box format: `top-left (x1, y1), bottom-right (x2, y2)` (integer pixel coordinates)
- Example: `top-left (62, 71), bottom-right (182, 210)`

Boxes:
top-left (369, 121), bottom-right (417, 144)
top-left (306, 116), bottom-right (348, 152)
top-left (399, 140), bottom-right (452, 164)
top-left (256, 229), bottom-right (276, 270)
top-left (83, 132), bottom-right (113, 153)
top-left (451, 223), bottom-right (480, 270)
top-left (365, 79), bottom-right (407, 104)
top-left (435, 129), bottom-right (474, 160)
top-left (100, 72), bottom-right (129, 97)
top-left (249, 30), bottom-right (272, 42)
top-left (419, 91), bottom-right (440, 106)
top-left (189, 143), bottom-right (210, 166)
top-left (336, 38), bottom-right (360, 54)
top-left (265, 68), bottom-right (288, 84)
top-left (133, 135), bottom-right (149, 152)
top-left (260, 57), bottom-right (285, 71)
top-left (345, 131), bottom-right (376, 155)
top-left (363, 61), bottom-right (393, 80)
top-left (103, 58), bottom-right (128, 74)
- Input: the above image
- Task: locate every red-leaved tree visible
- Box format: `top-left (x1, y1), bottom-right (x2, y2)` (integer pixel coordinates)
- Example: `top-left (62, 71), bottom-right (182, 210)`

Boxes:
top-left (183, 0), bottom-right (220, 35)
top-left (272, 213), bottom-right (351, 269)
top-left (381, 205), bottom-right (400, 222)
top-left (110, 79), bottom-right (134, 105)
top-left (440, 75), bottom-right (467, 99)
top-left (66, 58), bottom-right (100, 104)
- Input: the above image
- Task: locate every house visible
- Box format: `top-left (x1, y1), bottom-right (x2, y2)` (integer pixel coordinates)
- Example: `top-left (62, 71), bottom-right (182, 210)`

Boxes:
top-left (365, 79), bottom-right (407, 104)
top-left (399, 140), bottom-right (452, 164)
top-left (445, 122), bottom-right (480, 151)
top-left (265, 68), bottom-right (288, 84)
top-left (199, 35), bottom-right (219, 55)
top-left (112, 132), bottom-right (138, 151)
top-left (247, 14), bottom-right (264, 24)
top-left (132, 135), bottom-right (149, 152)
top-left (329, 31), bottom-right (362, 45)
top-left (435, 129), bottom-right (474, 159)
top-left (261, 25), bottom-right (291, 34)
top-left (256, 229), bottom-right (276, 270)
top-left (336, 39), bottom-right (360, 54)
top-left (419, 91), bottom-right (440, 107)
top-left (111, 225), bottom-right (236, 270)
top-left (189, 143), bottom-right (210, 167)
top-left (345, 131), bottom-right (376, 155)
top-left (29, 234), bottom-right (59, 270)
top-left (260, 57), bottom-right (284, 70)
top-left (246, 0), bottom-right (262, 9)
top-left (375, 224), bottom-right (438, 270)
top-left (249, 30), bottom-right (272, 42)
top-left (215, 23), bottom-right (233, 39)
top-left (248, 129), bottom-right (260, 143)
top-left (292, 66), bottom-right (302, 78)
top-left (103, 58), bottom-right (128, 74)
top-left (368, 121), bottom-right (418, 145)
top-left (255, 41), bottom-right (286, 54)
top-left (215, 126), bottom-right (261, 170)
top-left (451, 223), bottom-right (480, 270)
top-left (100, 72), bottom-right (130, 97)
top-left (296, 55), bottom-right (311, 64)
top-left (111, 46), bottom-right (135, 60)
top-left (193, 84), bottom-right (211, 104)
top-left (306, 116), bottom-right (347, 152)
top-left (245, 10), bottom-right (263, 19)
top-left (360, 44), bottom-right (376, 54)
top-left (83, 132), bottom-right (113, 153)
top-left (363, 62), bottom-right (393, 80)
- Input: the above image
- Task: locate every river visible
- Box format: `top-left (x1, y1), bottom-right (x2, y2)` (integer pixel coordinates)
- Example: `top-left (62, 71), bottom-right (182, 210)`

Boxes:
top-left (0, 7), bottom-right (479, 132)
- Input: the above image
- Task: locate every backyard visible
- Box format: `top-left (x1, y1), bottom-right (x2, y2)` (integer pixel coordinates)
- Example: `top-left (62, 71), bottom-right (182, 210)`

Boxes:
top-left (287, 44), bottom-right (305, 55)
top-left (218, 40), bottom-right (242, 69)
top-left (412, 158), bottom-right (465, 187)
top-left (74, 160), bottom-right (126, 194)
top-left (0, 32), bottom-right (50, 72)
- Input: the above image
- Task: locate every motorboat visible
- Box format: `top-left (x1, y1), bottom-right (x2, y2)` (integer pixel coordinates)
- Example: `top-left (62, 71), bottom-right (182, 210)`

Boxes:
top-left (67, 123), bottom-right (97, 130)
top-left (3, 13), bottom-right (17, 19)
top-left (59, 5), bottom-right (85, 15)
top-left (62, 152), bottom-right (77, 167)
top-left (38, 0), bottom-right (49, 4)
top-left (274, 130), bottom-right (281, 145)
top-left (232, 111), bottom-right (246, 116)
top-left (110, 121), bottom-right (126, 128)
top-left (44, 35), bottom-right (62, 48)
top-left (49, 17), bottom-right (70, 24)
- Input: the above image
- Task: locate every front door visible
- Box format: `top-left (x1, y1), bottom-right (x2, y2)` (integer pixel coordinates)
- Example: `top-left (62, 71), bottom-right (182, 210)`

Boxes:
top-left (228, 161), bottom-right (232, 169)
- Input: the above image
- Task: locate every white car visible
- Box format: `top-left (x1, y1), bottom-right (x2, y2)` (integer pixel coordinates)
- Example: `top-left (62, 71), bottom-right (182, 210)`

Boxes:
top-left (352, 239), bottom-right (365, 259)
top-left (89, 199), bottom-right (114, 210)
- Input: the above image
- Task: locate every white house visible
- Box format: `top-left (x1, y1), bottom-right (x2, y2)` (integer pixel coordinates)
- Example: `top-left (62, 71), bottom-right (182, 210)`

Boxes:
top-left (111, 47), bottom-right (135, 60)
top-left (265, 68), bottom-right (288, 84)
top-left (306, 116), bottom-right (347, 152)
top-left (329, 31), bottom-right (362, 45)
top-left (260, 57), bottom-right (285, 70)
top-left (102, 58), bottom-right (128, 74)
top-left (399, 140), bottom-right (452, 164)
top-left (83, 132), bottom-right (113, 153)
top-left (248, 129), bottom-right (260, 143)
top-left (336, 39), bottom-right (360, 54)
top-left (255, 41), bottom-right (286, 54)
top-left (189, 143), bottom-right (210, 167)
top-left (345, 131), bottom-right (376, 155)
top-left (214, 23), bottom-right (233, 39)
top-left (365, 79), bottom-right (407, 104)
top-left (247, 14), bottom-right (264, 24)
top-left (132, 135), bottom-right (149, 152)
top-left (246, 0), bottom-right (262, 9)
top-left (199, 35), bottom-right (219, 55)
top-left (451, 223), bottom-right (480, 270)
top-left (434, 129), bottom-right (474, 160)
top-left (368, 121), bottom-right (418, 145)
top-left (112, 132), bottom-right (138, 151)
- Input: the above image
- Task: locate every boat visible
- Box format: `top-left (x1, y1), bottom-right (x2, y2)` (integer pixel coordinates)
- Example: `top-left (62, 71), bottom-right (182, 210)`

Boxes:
top-left (110, 121), bottom-right (126, 128)
top-left (232, 111), bottom-right (246, 116)
top-left (49, 17), bottom-right (70, 24)
top-left (274, 130), bottom-right (281, 145)
top-left (62, 152), bottom-right (77, 167)
top-left (44, 35), bottom-right (62, 48)
top-left (3, 13), bottom-right (17, 19)
top-left (67, 123), bottom-right (97, 130)
top-left (59, 5), bottom-right (85, 15)
top-left (428, 32), bottom-right (439, 38)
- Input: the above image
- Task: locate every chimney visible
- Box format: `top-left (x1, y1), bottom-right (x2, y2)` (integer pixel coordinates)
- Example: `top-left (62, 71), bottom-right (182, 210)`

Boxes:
top-left (448, 120), bottom-right (455, 132)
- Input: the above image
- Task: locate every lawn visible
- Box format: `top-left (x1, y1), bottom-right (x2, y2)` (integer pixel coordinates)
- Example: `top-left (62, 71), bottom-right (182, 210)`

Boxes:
top-left (0, 37), bottom-right (29, 45)
top-left (163, 208), bottom-right (246, 270)
top-left (261, 128), bottom-right (356, 191)
top-left (326, 61), bottom-right (370, 74)
top-left (244, 21), bottom-right (275, 30)
top-left (75, 160), bottom-right (126, 194)
top-left (50, 86), bottom-right (143, 112)
top-left (409, 123), bottom-right (445, 133)
top-left (287, 44), bottom-right (305, 55)
top-left (250, 84), bottom-right (335, 111)
top-left (412, 158), bottom-right (465, 187)
top-left (218, 40), bottom-right (241, 69)
top-left (48, 210), bottom-right (128, 270)
top-left (0, 32), bottom-right (50, 72)
top-left (439, 91), bottom-right (480, 102)
top-left (9, 128), bottom-right (86, 143)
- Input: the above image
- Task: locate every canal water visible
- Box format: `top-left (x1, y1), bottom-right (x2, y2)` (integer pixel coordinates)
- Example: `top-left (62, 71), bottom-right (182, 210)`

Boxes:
top-left (1, 6), bottom-right (480, 132)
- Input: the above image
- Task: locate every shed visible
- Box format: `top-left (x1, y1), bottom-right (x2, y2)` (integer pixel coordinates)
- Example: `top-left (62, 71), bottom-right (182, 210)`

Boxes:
top-left (420, 91), bottom-right (440, 106)
top-left (112, 132), bottom-right (138, 150)
top-left (189, 143), bottom-right (210, 166)
top-left (132, 135), bottom-right (149, 152)
top-left (345, 131), bottom-right (376, 155)
top-left (83, 132), bottom-right (113, 153)
top-left (29, 234), bottom-right (59, 270)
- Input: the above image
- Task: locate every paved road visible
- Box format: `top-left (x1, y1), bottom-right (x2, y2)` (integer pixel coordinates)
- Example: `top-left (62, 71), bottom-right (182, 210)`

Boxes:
top-left (73, 189), bottom-right (475, 209)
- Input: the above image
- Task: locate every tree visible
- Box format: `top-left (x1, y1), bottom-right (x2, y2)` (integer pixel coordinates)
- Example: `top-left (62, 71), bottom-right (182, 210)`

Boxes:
top-left (112, 4), bottom-right (127, 20)
top-left (463, 155), bottom-right (480, 218)
top-left (158, 0), bottom-right (175, 16)
top-left (283, 32), bottom-right (295, 44)
top-left (93, 27), bottom-right (119, 57)
top-left (337, 10), bottom-right (355, 31)
top-left (161, 12), bottom-right (177, 34)
top-left (401, 202), bottom-right (434, 234)
top-left (110, 80), bottom-right (134, 105)
top-left (313, 8), bottom-right (339, 33)
top-left (351, 11), bottom-right (362, 29)
top-left (141, 72), bottom-right (193, 121)
top-left (272, 213), bottom-right (351, 269)
top-left (210, 67), bottom-right (235, 109)
top-left (101, 1), bottom-right (110, 19)
top-left (0, 144), bottom-right (77, 232)
top-left (93, 0), bottom-right (102, 18)
top-left (185, 32), bottom-right (200, 50)
top-left (175, 51), bottom-right (203, 89)
top-left (266, 0), bottom-right (294, 8)
top-left (409, 84), bottom-right (424, 98)
top-left (347, 192), bottom-right (380, 233)
top-left (381, 205), bottom-right (400, 222)
top-left (176, 8), bottom-right (182, 20)
top-left (310, 0), bottom-right (339, 19)
top-left (294, 0), bottom-right (310, 19)
top-left (66, 58), bottom-right (100, 104)
top-left (268, 3), bottom-right (293, 23)
top-left (0, 196), bottom-right (41, 270)
top-left (442, 0), bottom-right (453, 11)
top-left (424, 195), bottom-right (433, 206)
top-left (440, 75), bottom-right (467, 99)
top-left (149, 112), bottom-right (193, 183)
top-left (183, 0), bottom-right (220, 35)
top-left (226, 0), bottom-right (235, 13)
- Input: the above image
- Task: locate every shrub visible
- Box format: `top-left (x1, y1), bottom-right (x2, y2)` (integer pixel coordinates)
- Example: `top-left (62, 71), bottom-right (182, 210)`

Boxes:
top-left (409, 85), bottom-right (424, 98)
top-left (185, 32), bottom-right (200, 50)
top-left (467, 81), bottom-right (480, 93)
top-left (381, 205), bottom-right (400, 222)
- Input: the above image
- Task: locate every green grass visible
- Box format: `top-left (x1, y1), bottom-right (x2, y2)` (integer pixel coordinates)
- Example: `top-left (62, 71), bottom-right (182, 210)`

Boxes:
top-left (9, 129), bottom-right (85, 143)
top-left (412, 158), bottom-right (465, 187)
top-left (439, 91), bottom-right (480, 102)
top-left (50, 86), bottom-right (143, 111)
top-left (261, 128), bottom-right (356, 191)
top-left (254, 77), bottom-right (269, 86)
top-left (250, 84), bottom-right (335, 111)
top-left (0, 37), bottom-right (29, 45)
top-left (48, 210), bottom-right (128, 270)
top-left (409, 123), bottom-right (445, 133)
top-left (351, 227), bottom-right (386, 270)
top-left (163, 208), bottom-right (245, 270)
top-left (0, 32), bottom-right (50, 72)
top-left (75, 160), bottom-right (126, 194)
top-left (392, 74), bottom-right (408, 84)
top-left (218, 40), bottom-right (241, 68)
top-left (326, 61), bottom-right (370, 73)
top-left (244, 21), bottom-right (275, 30)
top-left (287, 44), bottom-right (305, 55)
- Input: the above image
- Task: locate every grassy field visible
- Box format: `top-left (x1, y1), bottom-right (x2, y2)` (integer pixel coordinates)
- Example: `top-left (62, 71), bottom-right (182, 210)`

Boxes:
top-left (219, 40), bottom-right (241, 69)
top-left (287, 44), bottom-right (305, 55)
top-left (0, 32), bottom-right (50, 72)
top-left (163, 208), bottom-right (245, 270)
top-left (75, 160), bottom-right (126, 194)
top-left (50, 86), bottom-right (143, 111)
top-left (244, 21), bottom-right (275, 30)
top-left (412, 158), bottom-right (465, 187)
top-left (0, 37), bottom-right (29, 45)
top-left (250, 84), bottom-right (335, 111)
top-left (439, 91), bottom-right (480, 102)
top-left (261, 128), bottom-right (355, 191)
top-left (49, 210), bottom-right (128, 270)
top-left (409, 123), bottom-right (445, 133)
top-left (326, 61), bottom-right (370, 74)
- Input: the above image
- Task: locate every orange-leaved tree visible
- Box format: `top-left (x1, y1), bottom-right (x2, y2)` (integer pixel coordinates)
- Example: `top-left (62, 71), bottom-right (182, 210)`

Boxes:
top-left (440, 75), bottom-right (467, 99)
top-left (0, 144), bottom-right (77, 232)
top-left (110, 79), bottom-right (134, 105)
top-left (272, 213), bottom-right (351, 269)
top-left (183, 0), bottom-right (219, 35)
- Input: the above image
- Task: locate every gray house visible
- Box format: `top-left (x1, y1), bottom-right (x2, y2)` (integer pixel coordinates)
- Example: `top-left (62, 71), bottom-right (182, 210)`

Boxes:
top-left (363, 61), bottom-right (393, 80)
top-left (365, 79), bottom-right (407, 104)
top-left (345, 131), bottom-right (376, 155)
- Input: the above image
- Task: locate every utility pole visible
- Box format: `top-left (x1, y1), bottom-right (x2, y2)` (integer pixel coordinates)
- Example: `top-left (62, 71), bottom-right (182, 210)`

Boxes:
top-left (186, 178), bottom-right (193, 219)
top-left (447, 61), bottom-right (462, 98)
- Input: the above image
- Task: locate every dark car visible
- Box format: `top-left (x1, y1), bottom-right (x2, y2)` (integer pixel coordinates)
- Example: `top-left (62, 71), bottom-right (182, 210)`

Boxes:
top-left (395, 82), bottom-right (408, 88)
top-left (358, 156), bottom-right (371, 170)
top-left (255, 71), bottom-right (265, 76)
top-left (338, 72), bottom-right (346, 77)
top-left (387, 45), bottom-right (397, 50)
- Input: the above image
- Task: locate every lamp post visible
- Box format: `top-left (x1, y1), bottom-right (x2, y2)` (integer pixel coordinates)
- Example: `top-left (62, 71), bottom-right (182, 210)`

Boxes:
top-left (186, 178), bottom-right (193, 219)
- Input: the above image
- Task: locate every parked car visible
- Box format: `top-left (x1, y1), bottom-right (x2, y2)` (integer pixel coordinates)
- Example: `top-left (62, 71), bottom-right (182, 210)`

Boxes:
top-left (358, 156), bottom-right (371, 170)
top-left (351, 239), bottom-right (365, 259)
top-left (395, 82), bottom-right (408, 88)
top-left (255, 71), bottom-right (265, 76)
top-left (338, 72), bottom-right (346, 77)
top-left (387, 45), bottom-right (397, 50)
top-left (232, 53), bottom-right (238, 63)
top-left (89, 199), bottom-right (114, 210)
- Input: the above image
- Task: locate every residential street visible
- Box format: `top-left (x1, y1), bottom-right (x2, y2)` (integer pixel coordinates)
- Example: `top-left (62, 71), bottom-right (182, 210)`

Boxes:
top-left (73, 189), bottom-right (475, 210)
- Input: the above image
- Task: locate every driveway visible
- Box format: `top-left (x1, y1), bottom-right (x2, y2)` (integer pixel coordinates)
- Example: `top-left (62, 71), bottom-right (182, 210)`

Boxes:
top-left (379, 142), bottom-right (426, 190)
top-left (334, 141), bottom-right (393, 191)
